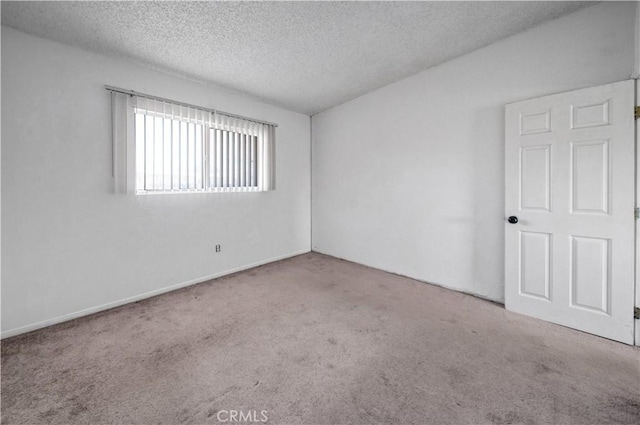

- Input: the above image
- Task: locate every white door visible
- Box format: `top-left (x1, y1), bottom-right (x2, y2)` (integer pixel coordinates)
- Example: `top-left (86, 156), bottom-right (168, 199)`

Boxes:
top-left (505, 80), bottom-right (635, 344)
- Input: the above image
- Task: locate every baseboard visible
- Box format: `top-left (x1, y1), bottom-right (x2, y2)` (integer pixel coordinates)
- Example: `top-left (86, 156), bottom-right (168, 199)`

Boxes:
top-left (311, 249), bottom-right (505, 306)
top-left (1, 249), bottom-right (311, 339)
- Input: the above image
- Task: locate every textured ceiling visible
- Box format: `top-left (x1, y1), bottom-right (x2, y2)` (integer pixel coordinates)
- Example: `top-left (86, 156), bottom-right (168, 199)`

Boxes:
top-left (2, 1), bottom-right (595, 115)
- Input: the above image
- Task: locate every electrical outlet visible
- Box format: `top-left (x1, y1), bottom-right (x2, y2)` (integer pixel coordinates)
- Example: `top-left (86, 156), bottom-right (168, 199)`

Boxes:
top-left (215, 244), bottom-right (221, 253)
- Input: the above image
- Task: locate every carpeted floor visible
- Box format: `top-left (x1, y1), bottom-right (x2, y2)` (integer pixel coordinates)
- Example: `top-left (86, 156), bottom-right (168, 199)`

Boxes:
top-left (1, 252), bottom-right (639, 424)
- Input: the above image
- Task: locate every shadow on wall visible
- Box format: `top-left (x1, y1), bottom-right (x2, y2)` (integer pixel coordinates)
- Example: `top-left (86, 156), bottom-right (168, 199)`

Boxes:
top-left (471, 105), bottom-right (506, 302)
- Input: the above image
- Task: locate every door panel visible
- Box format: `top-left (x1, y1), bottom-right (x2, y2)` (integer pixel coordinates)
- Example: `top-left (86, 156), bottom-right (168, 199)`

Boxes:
top-left (570, 236), bottom-right (609, 314)
top-left (521, 146), bottom-right (551, 211)
top-left (520, 231), bottom-right (551, 300)
top-left (570, 140), bottom-right (609, 214)
top-left (505, 80), bottom-right (635, 344)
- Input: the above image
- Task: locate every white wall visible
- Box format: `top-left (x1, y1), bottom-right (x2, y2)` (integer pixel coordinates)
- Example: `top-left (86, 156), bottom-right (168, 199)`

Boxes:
top-left (312, 2), bottom-right (637, 302)
top-left (1, 27), bottom-right (311, 336)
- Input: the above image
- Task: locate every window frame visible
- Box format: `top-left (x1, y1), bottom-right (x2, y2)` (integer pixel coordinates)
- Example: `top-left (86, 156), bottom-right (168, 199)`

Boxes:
top-left (109, 88), bottom-right (276, 196)
top-left (133, 107), bottom-right (263, 195)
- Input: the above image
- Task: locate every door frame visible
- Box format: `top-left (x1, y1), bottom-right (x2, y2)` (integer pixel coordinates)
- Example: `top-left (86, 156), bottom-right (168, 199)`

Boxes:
top-left (635, 78), bottom-right (639, 346)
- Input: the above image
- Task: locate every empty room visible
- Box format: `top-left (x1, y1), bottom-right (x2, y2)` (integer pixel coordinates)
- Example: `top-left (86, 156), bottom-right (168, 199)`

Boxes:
top-left (2, 1), bottom-right (639, 424)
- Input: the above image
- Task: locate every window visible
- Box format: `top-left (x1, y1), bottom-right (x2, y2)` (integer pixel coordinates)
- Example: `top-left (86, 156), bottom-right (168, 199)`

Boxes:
top-left (110, 89), bottom-right (276, 194)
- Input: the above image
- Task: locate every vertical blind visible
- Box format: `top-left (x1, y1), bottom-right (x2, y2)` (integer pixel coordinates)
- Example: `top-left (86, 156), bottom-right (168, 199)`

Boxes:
top-left (110, 90), bottom-right (276, 194)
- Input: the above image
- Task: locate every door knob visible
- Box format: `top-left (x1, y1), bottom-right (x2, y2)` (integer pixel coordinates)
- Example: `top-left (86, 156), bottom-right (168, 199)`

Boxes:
top-left (507, 216), bottom-right (518, 224)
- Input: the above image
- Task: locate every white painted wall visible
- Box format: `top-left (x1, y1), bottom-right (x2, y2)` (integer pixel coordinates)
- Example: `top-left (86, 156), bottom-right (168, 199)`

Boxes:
top-left (1, 27), bottom-right (311, 337)
top-left (312, 2), bottom-right (637, 302)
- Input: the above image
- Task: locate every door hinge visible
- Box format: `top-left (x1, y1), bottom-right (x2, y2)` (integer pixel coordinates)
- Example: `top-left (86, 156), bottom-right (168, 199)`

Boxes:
top-left (636, 106), bottom-right (640, 120)
top-left (635, 307), bottom-right (640, 320)
top-left (635, 207), bottom-right (640, 220)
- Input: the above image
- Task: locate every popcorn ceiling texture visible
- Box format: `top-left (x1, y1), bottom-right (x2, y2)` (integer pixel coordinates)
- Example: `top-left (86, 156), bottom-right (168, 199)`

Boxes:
top-left (1, 1), bottom-right (593, 114)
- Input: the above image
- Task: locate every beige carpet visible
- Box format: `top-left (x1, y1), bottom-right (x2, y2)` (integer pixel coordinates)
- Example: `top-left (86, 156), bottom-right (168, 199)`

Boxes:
top-left (2, 253), bottom-right (639, 424)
